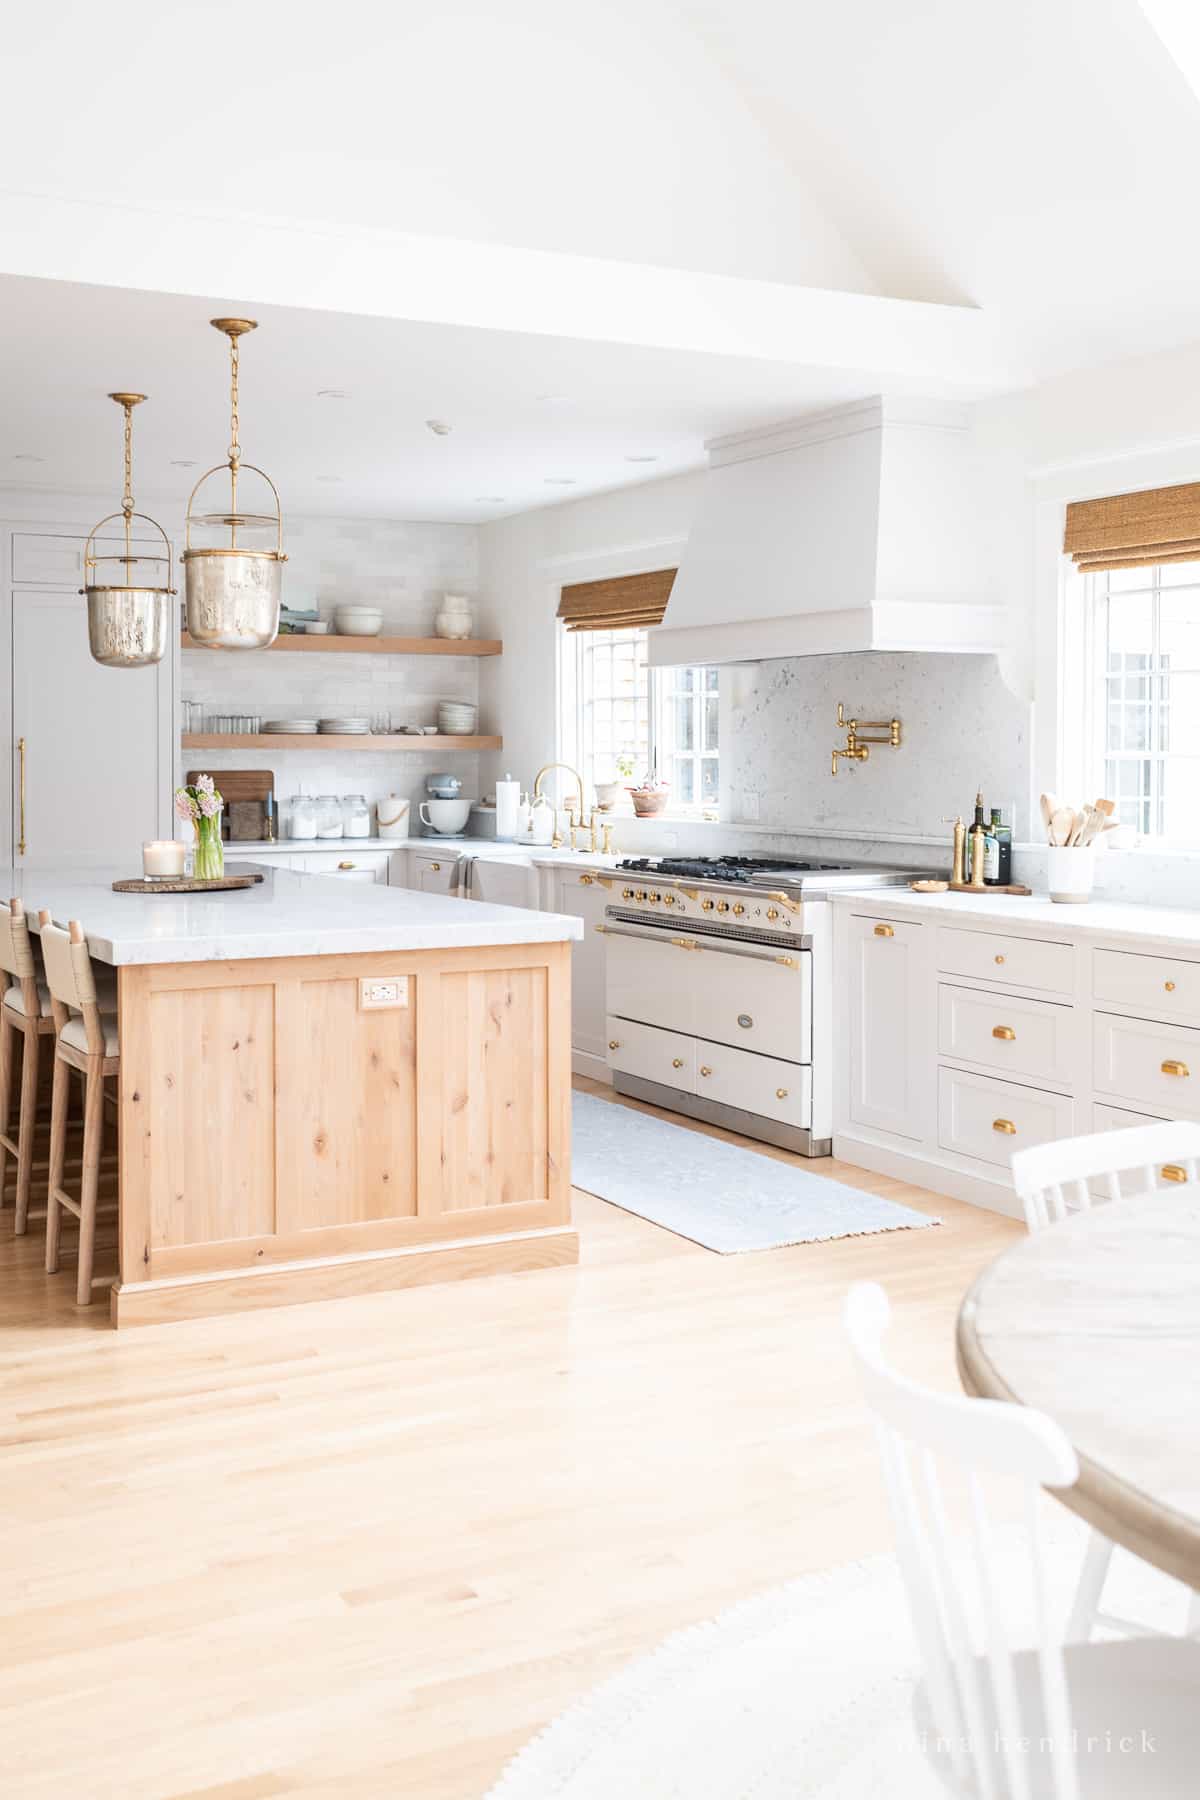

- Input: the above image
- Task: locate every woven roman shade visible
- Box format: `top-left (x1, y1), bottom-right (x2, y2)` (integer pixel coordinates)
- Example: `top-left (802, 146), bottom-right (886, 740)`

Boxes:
top-left (1064, 483), bottom-right (1200, 573)
top-left (557, 568), bottom-right (676, 631)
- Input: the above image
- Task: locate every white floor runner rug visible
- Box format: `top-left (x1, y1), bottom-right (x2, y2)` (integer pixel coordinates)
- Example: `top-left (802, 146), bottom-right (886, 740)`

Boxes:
top-left (571, 1090), bottom-right (939, 1252)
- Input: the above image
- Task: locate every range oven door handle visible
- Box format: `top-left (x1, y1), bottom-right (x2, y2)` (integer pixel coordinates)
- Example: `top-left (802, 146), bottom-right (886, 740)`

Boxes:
top-left (595, 922), bottom-right (801, 968)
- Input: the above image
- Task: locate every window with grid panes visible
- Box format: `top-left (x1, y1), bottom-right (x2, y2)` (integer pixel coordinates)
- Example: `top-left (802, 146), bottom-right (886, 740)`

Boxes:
top-left (1086, 560), bottom-right (1200, 840)
top-left (565, 625), bottom-right (718, 814)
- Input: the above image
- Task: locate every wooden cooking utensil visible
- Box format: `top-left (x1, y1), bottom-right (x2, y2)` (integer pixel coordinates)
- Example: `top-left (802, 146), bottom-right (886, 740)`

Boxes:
top-left (1039, 793), bottom-right (1057, 834)
top-left (1048, 805), bottom-right (1074, 847)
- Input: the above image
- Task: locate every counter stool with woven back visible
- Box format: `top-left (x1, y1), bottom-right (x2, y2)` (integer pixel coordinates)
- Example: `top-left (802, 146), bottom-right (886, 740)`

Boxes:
top-left (38, 915), bottom-right (119, 1305)
top-left (0, 898), bottom-right (58, 1235)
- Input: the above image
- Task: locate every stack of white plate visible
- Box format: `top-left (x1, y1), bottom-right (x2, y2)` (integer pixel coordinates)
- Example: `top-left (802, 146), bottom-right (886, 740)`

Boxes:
top-left (263, 718), bottom-right (318, 734)
top-left (437, 701), bottom-right (478, 735)
top-left (318, 717), bottom-right (371, 734)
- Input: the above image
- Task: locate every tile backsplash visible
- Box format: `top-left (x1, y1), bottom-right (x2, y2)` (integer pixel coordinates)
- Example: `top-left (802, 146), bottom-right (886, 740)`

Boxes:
top-left (180, 514), bottom-right (485, 833)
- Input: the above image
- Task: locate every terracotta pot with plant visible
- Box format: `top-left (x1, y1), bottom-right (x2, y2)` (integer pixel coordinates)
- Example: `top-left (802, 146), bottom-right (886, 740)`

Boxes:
top-left (627, 765), bottom-right (669, 817)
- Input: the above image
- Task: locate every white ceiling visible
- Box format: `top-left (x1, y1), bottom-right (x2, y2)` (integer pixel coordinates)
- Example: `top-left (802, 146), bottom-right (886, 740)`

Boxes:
top-left (3, 1), bottom-right (1200, 518)
top-left (0, 275), bottom-right (1000, 522)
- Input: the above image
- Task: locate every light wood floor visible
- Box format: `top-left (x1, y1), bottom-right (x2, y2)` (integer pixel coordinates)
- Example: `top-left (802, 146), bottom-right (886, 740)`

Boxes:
top-left (0, 1076), bottom-right (1020, 1800)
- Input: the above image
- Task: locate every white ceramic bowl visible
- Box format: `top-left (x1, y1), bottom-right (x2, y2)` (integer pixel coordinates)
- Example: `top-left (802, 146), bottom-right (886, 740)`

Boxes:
top-left (334, 606), bottom-right (383, 637)
top-left (420, 797), bottom-right (471, 834)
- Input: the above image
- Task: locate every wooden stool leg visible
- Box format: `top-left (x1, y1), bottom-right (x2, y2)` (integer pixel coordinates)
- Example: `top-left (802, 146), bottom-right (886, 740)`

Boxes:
top-left (14, 1024), bottom-right (41, 1235)
top-left (0, 1010), bottom-right (12, 1208)
top-left (76, 1064), bottom-right (104, 1306)
top-left (45, 1050), bottom-right (69, 1275)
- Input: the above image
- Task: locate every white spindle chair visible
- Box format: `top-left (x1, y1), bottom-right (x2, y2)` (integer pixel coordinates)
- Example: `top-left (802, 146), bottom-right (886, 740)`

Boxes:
top-left (1012, 1122), bottom-right (1200, 1644)
top-left (845, 1282), bottom-right (1200, 1799)
top-left (0, 898), bottom-right (57, 1234)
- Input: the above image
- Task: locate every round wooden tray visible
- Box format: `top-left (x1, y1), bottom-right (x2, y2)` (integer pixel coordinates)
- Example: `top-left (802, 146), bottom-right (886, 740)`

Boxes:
top-left (112, 873), bottom-right (264, 894)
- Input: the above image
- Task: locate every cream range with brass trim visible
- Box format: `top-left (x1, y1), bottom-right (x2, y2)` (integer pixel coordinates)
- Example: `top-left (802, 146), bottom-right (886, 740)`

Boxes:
top-left (595, 858), bottom-right (928, 1156)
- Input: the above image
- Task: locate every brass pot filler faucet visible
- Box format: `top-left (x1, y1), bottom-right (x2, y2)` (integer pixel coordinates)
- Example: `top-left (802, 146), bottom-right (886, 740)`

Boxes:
top-left (831, 702), bottom-right (902, 775)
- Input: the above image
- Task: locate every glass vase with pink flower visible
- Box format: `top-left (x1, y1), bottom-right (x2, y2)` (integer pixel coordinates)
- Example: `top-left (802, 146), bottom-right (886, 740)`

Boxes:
top-left (174, 774), bottom-right (225, 879)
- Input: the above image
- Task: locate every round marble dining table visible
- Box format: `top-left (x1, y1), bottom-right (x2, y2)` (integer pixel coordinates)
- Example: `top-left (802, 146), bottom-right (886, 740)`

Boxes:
top-left (957, 1191), bottom-right (1200, 1591)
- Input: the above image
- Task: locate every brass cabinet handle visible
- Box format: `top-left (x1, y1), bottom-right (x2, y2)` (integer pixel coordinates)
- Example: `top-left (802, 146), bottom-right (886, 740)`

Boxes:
top-left (671, 937), bottom-right (702, 951)
top-left (17, 737), bottom-right (26, 856)
top-left (579, 873), bottom-right (593, 885)
top-left (1165, 980), bottom-right (1177, 992)
top-left (672, 1057), bottom-right (684, 1069)
top-left (337, 860), bottom-right (355, 870)
top-left (992, 1118), bottom-right (1017, 1135)
top-left (1162, 1164), bottom-right (1188, 1183)
top-left (873, 923), bottom-right (894, 938)
top-left (608, 1039), bottom-right (620, 1050)
top-left (1162, 1060), bottom-right (1190, 1078)
top-left (994, 954), bottom-right (1005, 965)
top-left (992, 1026), bottom-right (1016, 1041)
top-left (429, 862), bottom-right (441, 872)
top-left (775, 1087), bottom-right (788, 1099)
top-left (699, 1065), bottom-right (712, 1078)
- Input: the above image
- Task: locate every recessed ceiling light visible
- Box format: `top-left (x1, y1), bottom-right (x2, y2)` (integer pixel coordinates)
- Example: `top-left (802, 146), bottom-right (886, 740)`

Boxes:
top-left (317, 388), bottom-right (349, 399)
top-left (170, 458), bottom-right (198, 468)
top-left (316, 475), bottom-right (343, 484)
top-left (625, 454), bottom-right (659, 464)
top-left (12, 453), bottom-right (44, 463)
top-left (545, 477), bottom-right (577, 486)
top-left (426, 419), bottom-right (452, 436)
top-left (474, 495), bottom-right (507, 503)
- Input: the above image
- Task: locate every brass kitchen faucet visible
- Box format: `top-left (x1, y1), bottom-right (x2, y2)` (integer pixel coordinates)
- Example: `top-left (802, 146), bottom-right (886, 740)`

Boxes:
top-left (831, 702), bottom-right (902, 775)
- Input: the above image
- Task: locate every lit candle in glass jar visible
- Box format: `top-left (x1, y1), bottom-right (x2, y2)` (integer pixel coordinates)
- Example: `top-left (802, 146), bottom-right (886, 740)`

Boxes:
top-left (143, 840), bottom-right (186, 878)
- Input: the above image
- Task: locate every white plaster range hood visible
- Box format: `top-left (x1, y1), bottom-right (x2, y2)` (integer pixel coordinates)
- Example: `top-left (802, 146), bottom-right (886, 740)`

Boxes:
top-left (648, 396), bottom-right (1003, 666)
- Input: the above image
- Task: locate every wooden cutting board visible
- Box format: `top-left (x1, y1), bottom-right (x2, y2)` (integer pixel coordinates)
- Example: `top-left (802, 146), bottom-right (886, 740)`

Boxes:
top-left (188, 769), bottom-right (275, 841)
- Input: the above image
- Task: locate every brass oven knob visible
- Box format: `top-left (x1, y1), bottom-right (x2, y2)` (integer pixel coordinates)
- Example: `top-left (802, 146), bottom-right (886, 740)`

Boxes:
top-left (701, 898), bottom-right (715, 911)
top-left (622, 886), bottom-right (634, 899)
top-left (716, 901), bottom-right (730, 914)
top-left (766, 907), bottom-right (779, 922)
top-left (635, 890), bottom-right (647, 901)
top-left (664, 894), bottom-right (676, 906)
top-left (732, 903), bottom-right (745, 916)
top-left (650, 891), bottom-right (661, 903)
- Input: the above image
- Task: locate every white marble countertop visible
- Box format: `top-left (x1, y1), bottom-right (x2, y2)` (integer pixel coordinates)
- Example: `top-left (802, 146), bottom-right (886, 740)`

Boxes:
top-left (243, 837), bottom-right (622, 871)
top-left (8, 865), bottom-right (584, 966)
top-left (831, 887), bottom-right (1200, 950)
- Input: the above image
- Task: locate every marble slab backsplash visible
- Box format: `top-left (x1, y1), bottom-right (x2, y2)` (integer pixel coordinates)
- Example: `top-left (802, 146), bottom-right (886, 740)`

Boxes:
top-left (723, 651), bottom-right (1031, 844)
top-left (180, 513), bottom-right (484, 830)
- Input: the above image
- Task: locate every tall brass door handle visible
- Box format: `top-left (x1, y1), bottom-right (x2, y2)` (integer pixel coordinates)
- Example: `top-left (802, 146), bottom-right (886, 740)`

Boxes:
top-left (17, 737), bottom-right (25, 856)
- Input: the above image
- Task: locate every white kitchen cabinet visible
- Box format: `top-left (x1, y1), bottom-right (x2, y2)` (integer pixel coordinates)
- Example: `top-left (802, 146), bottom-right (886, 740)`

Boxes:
top-left (554, 869), bottom-right (610, 1076)
top-left (409, 850), bottom-right (462, 896)
top-left (469, 855), bottom-right (538, 908)
top-left (293, 850), bottom-right (390, 884)
top-left (845, 912), bottom-right (925, 1141)
top-left (10, 584), bottom-right (170, 867)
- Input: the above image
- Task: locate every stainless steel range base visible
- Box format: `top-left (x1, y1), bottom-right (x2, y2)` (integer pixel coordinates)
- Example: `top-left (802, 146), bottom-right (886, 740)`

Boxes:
top-left (612, 1073), bottom-right (832, 1158)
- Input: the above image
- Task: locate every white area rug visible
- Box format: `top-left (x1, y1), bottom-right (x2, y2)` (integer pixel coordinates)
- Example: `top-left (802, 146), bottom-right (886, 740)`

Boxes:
top-left (485, 1516), bottom-right (1188, 1799)
top-left (572, 1090), bottom-right (939, 1252)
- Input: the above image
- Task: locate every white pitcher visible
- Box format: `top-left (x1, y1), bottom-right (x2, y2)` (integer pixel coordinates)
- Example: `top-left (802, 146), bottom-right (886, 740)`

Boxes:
top-left (434, 593), bottom-right (473, 640)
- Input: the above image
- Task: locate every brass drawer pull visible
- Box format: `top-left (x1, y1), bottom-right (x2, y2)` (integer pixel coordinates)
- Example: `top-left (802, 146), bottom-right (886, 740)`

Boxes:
top-left (608, 1039), bottom-right (620, 1050)
top-left (671, 937), bottom-right (703, 952)
top-left (992, 1026), bottom-right (1016, 1041)
top-left (1162, 1164), bottom-right (1188, 1184)
top-left (1162, 1060), bottom-right (1190, 1078)
top-left (672, 1057), bottom-right (685, 1069)
top-left (699, 1065), bottom-right (712, 1078)
top-left (337, 860), bottom-right (355, 870)
top-left (994, 954), bottom-right (1005, 965)
top-left (992, 1118), bottom-right (1017, 1135)
top-left (1165, 980), bottom-right (1177, 992)
top-left (873, 924), bottom-right (894, 938)
top-left (429, 862), bottom-right (441, 872)
top-left (579, 873), bottom-right (593, 885)
top-left (775, 1087), bottom-right (788, 1100)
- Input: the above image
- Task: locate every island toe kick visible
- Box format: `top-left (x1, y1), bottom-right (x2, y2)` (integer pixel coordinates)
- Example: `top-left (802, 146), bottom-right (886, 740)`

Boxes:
top-left (110, 940), bottom-right (576, 1326)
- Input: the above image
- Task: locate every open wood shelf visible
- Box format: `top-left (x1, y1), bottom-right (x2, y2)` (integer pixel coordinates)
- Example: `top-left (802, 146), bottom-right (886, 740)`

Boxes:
top-left (180, 633), bottom-right (502, 657)
top-left (182, 733), bottom-right (501, 751)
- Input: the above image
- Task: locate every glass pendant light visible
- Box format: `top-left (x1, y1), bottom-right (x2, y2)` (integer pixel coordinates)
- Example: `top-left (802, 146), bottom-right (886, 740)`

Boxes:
top-left (182, 318), bottom-right (287, 649)
top-left (81, 393), bottom-right (175, 668)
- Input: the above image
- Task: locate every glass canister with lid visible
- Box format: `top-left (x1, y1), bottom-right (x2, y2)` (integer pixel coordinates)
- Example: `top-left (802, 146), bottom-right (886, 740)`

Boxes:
top-left (316, 794), bottom-right (344, 838)
top-left (342, 793), bottom-right (371, 838)
top-left (289, 791), bottom-right (318, 840)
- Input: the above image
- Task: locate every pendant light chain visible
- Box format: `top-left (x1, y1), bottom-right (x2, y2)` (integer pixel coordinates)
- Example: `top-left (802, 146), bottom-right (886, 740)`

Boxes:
top-left (122, 398), bottom-right (135, 563)
top-left (228, 331), bottom-right (241, 540)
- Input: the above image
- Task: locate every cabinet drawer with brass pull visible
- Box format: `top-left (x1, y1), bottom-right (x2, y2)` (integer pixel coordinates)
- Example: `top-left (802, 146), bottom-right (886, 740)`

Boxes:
top-left (938, 927), bottom-right (1073, 995)
top-left (605, 1015), bottom-right (694, 1092)
top-left (938, 983), bottom-right (1076, 1087)
top-left (873, 923), bottom-right (895, 938)
top-left (1093, 947), bottom-right (1200, 1027)
top-left (1094, 1012), bottom-right (1200, 1121)
top-left (938, 1067), bottom-right (1073, 1170)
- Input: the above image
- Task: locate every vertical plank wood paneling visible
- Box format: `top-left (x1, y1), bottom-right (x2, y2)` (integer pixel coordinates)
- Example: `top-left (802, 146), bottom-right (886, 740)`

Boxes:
top-left (117, 965), bottom-right (154, 1280)
top-left (148, 983), bottom-right (276, 1245)
top-left (546, 943), bottom-right (572, 1225)
top-left (440, 965), bottom-right (548, 1209)
top-left (276, 976), bottom-right (417, 1229)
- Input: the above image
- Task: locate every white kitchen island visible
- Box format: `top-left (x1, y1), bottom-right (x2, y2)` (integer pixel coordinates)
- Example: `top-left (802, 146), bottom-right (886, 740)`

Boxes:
top-left (17, 865), bottom-right (582, 1326)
